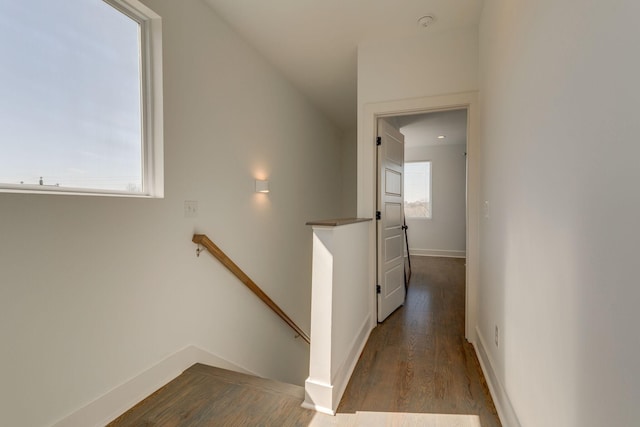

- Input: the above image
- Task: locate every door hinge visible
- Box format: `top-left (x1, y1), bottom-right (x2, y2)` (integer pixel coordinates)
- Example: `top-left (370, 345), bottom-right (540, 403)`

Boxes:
top-left (376, 211), bottom-right (381, 220)
top-left (376, 136), bottom-right (381, 146)
top-left (376, 285), bottom-right (381, 294)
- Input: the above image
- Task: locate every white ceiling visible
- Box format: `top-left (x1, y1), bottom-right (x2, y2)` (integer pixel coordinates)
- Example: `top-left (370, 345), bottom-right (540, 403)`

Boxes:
top-left (394, 109), bottom-right (468, 148)
top-left (203, 0), bottom-right (483, 131)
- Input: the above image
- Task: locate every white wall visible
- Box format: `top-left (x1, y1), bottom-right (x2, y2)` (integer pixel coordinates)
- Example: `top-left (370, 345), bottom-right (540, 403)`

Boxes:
top-left (478, 1), bottom-right (640, 426)
top-left (341, 128), bottom-right (357, 217)
top-left (404, 143), bottom-right (467, 257)
top-left (358, 26), bottom-right (479, 108)
top-left (0, 0), bottom-right (343, 425)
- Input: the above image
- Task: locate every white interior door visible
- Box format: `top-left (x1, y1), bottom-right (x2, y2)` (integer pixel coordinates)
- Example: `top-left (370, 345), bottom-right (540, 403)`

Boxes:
top-left (377, 119), bottom-right (405, 322)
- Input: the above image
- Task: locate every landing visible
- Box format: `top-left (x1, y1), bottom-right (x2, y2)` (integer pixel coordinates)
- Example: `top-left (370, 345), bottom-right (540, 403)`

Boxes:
top-left (108, 364), bottom-right (314, 426)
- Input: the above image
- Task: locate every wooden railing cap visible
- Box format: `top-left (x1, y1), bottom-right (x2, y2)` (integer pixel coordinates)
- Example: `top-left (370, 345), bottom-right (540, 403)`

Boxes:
top-left (305, 218), bottom-right (372, 227)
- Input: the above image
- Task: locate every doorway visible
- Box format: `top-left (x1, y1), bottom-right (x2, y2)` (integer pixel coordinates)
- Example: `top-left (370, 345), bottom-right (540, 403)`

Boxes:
top-left (359, 91), bottom-right (479, 342)
top-left (376, 109), bottom-right (468, 322)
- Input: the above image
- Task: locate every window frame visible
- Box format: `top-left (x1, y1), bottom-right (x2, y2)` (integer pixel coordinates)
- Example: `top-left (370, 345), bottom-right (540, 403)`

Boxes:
top-left (404, 160), bottom-right (432, 220)
top-left (0, 0), bottom-right (164, 197)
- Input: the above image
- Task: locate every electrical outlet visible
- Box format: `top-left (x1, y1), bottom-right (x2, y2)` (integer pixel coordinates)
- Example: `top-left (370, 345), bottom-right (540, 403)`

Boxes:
top-left (495, 325), bottom-right (499, 347)
top-left (184, 200), bottom-right (198, 218)
top-left (484, 201), bottom-right (490, 219)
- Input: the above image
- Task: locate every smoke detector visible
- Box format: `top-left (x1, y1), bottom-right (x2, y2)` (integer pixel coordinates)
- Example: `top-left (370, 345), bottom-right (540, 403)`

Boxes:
top-left (417, 15), bottom-right (436, 28)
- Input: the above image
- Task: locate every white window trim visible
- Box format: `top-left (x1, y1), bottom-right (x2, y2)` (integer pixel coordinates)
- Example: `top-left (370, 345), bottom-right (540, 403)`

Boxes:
top-left (121, 0), bottom-right (164, 198)
top-left (0, 0), bottom-right (164, 198)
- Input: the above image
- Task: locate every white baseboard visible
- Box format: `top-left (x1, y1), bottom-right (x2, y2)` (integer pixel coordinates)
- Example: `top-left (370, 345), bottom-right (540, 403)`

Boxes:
top-left (408, 249), bottom-right (466, 258)
top-left (52, 345), bottom-right (254, 427)
top-left (302, 379), bottom-right (335, 415)
top-left (474, 326), bottom-right (521, 427)
top-left (332, 314), bottom-right (373, 408)
top-left (303, 314), bottom-right (373, 415)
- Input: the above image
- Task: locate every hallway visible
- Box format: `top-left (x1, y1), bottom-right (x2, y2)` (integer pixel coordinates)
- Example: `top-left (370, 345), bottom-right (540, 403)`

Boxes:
top-left (337, 256), bottom-right (501, 426)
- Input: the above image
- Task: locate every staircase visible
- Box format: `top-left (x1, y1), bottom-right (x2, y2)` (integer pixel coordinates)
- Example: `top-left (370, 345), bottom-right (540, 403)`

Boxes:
top-left (108, 363), bottom-right (314, 426)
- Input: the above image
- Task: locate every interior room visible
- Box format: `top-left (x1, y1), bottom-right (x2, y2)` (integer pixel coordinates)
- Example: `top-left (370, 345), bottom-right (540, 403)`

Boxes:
top-left (1, 1), bottom-right (638, 426)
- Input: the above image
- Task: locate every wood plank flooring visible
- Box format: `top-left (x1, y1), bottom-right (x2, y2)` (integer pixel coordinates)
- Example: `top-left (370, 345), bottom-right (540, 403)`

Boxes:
top-left (108, 364), bottom-right (317, 426)
top-left (337, 256), bottom-right (501, 427)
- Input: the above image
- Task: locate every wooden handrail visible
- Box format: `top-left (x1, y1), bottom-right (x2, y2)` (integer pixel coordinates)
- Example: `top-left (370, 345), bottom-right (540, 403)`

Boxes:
top-left (192, 234), bottom-right (310, 344)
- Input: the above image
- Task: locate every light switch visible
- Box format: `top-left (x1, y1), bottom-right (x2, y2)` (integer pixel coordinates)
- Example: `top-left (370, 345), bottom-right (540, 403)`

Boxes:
top-left (184, 200), bottom-right (198, 218)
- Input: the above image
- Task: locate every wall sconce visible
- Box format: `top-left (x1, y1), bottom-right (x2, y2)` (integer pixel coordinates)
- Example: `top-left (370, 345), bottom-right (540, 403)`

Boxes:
top-left (255, 179), bottom-right (269, 193)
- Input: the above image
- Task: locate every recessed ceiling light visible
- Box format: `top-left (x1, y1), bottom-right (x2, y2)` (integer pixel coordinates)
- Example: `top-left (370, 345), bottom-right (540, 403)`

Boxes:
top-left (437, 135), bottom-right (446, 139)
top-left (417, 15), bottom-right (436, 28)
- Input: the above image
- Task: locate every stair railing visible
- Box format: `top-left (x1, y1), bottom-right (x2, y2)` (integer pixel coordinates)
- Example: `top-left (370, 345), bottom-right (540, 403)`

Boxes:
top-left (192, 234), bottom-right (310, 344)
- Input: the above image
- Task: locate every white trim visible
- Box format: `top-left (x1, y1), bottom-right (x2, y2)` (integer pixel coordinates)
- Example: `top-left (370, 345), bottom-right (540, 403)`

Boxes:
top-left (330, 315), bottom-right (373, 408)
top-left (108, 0), bottom-right (165, 198)
top-left (302, 313), bottom-right (375, 417)
top-left (474, 327), bottom-right (522, 427)
top-left (52, 346), bottom-right (253, 427)
top-left (409, 249), bottom-right (466, 258)
top-left (301, 380), bottom-right (336, 415)
top-left (138, 0), bottom-right (165, 198)
top-left (0, 184), bottom-right (158, 198)
top-left (358, 91), bottom-right (480, 343)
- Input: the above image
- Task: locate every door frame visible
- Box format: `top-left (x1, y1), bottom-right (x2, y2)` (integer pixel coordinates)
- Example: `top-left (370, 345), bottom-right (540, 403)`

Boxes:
top-left (358, 91), bottom-right (479, 342)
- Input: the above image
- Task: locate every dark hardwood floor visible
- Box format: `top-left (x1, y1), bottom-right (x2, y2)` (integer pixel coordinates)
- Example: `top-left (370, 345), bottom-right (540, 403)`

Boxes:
top-left (108, 364), bottom-right (317, 426)
top-left (337, 256), bottom-right (501, 427)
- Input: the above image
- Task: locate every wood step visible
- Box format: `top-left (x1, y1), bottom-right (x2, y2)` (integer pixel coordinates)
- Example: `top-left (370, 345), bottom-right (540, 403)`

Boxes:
top-left (185, 363), bottom-right (305, 400)
top-left (108, 363), bottom-right (314, 426)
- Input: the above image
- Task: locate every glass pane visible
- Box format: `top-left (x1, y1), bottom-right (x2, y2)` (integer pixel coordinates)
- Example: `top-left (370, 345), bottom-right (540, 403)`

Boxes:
top-left (0, 0), bottom-right (143, 192)
top-left (404, 161), bottom-right (431, 218)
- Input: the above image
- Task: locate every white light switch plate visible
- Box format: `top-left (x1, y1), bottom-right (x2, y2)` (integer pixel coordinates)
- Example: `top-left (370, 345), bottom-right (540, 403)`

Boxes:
top-left (184, 200), bottom-right (198, 218)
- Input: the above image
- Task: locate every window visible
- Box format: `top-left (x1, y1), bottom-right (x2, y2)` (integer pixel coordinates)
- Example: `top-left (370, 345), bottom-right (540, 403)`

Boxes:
top-left (404, 161), bottom-right (432, 218)
top-left (0, 0), bottom-right (163, 196)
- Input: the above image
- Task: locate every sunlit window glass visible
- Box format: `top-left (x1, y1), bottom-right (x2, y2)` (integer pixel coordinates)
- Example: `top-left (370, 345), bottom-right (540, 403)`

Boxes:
top-left (404, 161), bottom-right (432, 218)
top-left (0, 0), bottom-right (143, 193)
